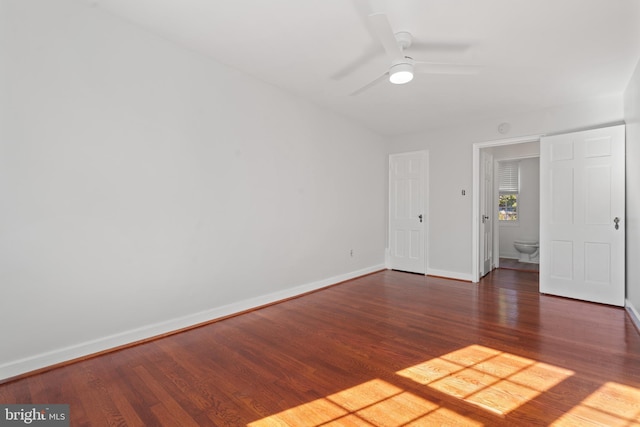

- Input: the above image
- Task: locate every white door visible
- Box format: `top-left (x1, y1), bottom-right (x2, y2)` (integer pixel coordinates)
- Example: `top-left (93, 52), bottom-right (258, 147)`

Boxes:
top-left (480, 150), bottom-right (494, 276)
top-left (389, 151), bottom-right (427, 274)
top-left (540, 125), bottom-right (625, 306)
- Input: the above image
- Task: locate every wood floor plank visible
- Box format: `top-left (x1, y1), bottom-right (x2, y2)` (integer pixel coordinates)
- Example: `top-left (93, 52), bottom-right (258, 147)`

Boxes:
top-left (133, 365), bottom-right (202, 427)
top-left (1, 269), bottom-right (640, 426)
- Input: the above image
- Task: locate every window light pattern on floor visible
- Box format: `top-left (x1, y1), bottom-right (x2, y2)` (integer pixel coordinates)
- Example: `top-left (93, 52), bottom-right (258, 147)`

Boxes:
top-left (397, 344), bottom-right (573, 415)
top-left (249, 344), bottom-right (640, 426)
top-left (551, 382), bottom-right (640, 426)
top-left (248, 378), bottom-right (480, 426)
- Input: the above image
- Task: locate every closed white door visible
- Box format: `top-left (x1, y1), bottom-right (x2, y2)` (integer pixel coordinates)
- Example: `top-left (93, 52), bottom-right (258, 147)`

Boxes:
top-left (389, 151), bottom-right (426, 274)
top-left (480, 151), bottom-right (494, 276)
top-left (540, 125), bottom-right (625, 306)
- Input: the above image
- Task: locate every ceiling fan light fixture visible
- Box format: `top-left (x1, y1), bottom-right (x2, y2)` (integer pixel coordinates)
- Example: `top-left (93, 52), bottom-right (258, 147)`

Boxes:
top-left (389, 62), bottom-right (414, 84)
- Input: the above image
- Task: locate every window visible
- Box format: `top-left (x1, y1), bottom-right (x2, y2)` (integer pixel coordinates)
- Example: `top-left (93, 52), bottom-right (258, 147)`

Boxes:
top-left (499, 194), bottom-right (518, 221)
top-left (498, 161), bottom-right (519, 221)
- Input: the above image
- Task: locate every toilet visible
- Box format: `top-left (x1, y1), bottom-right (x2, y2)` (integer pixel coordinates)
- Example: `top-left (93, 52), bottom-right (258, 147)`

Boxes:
top-left (513, 240), bottom-right (539, 263)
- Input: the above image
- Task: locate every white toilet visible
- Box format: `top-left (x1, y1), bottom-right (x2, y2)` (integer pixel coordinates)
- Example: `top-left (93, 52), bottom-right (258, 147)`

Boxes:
top-left (513, 240), bottom-right (539, 263)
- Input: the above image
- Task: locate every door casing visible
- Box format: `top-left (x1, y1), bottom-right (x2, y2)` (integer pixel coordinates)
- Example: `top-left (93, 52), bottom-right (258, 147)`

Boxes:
top-left (472, 135), bottom-right (543, 282)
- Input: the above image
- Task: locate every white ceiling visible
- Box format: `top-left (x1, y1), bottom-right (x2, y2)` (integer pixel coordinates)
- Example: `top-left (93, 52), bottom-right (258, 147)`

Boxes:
top-left (90, 0), bottom-right (640, 136)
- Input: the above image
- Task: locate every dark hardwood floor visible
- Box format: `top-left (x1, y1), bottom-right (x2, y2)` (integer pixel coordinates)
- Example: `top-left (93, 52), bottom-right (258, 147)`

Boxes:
top-left (1, 269), bottom-right (640, 426)
top-left (498, 258), bottom-right (539, 273)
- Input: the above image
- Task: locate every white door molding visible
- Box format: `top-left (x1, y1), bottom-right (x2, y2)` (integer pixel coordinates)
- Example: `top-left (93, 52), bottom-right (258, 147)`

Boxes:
top-left (472, 135), bottom-right (543, 282)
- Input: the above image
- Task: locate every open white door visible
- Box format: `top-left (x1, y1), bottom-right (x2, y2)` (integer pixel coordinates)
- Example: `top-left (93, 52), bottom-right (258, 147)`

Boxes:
top-left (540, 125), bottom-right (625, 306)
top-left (480, 150), bottom-right (494, 277)
top-left (389, 151), bottom-right (427, 274)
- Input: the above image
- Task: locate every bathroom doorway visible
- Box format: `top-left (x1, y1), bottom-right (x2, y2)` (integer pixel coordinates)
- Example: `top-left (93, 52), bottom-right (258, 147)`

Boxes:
top-left (472, 135), bottom-right (542, 282)
top-left (495, 155), bottom-right (540, 273)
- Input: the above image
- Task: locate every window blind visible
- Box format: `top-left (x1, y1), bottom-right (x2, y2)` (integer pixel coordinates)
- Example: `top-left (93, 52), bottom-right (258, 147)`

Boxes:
top-left (499, 161), bottom-right (519, 193)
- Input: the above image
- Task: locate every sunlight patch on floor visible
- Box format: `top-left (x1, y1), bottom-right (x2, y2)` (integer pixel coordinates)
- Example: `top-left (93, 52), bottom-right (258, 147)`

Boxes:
top-left (551, 382), bottom-right (640, 426)
top-left (248, 345), bottom-right (640, 426)
top-left (396, 344), bottom-right (574, 415)
top-left (247, 397), bottom-right (348, 426)
top-left (247, 378), bottom-right (481, 426)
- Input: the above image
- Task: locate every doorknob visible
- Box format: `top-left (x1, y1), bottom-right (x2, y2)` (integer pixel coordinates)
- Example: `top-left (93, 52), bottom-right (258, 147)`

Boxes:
top-left (614, 217), bottom-right (620, 230)
top-left (418, 214), bottom-right (423, 223)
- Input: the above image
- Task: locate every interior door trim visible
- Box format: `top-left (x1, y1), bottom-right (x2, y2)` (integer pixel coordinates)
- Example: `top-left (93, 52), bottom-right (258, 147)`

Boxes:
top-left (472, 135), bottom-right (543, 283)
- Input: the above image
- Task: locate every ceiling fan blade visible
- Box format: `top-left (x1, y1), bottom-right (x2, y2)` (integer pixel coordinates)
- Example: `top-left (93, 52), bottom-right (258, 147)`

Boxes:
top-left (409, 41), bottom-right (472, 54)
top-left (414, 61), bottom-right (481, 75)
top-left (350, 72), bottom-right (389, 96)
top-left (331, 45), bottom-right (381, 80)
top-left (368, 12), bottom-right (403, 60)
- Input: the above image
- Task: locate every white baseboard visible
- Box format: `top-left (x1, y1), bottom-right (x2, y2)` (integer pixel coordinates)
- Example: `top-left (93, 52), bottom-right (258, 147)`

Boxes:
top-left (0, 264), bottom-right (385, 382)
top-left (426, 268), bottom-right (473, 282)
top-left (626, 299), bottom-right (640, 332)
top-left (500, 253), bottom-right (520, 260)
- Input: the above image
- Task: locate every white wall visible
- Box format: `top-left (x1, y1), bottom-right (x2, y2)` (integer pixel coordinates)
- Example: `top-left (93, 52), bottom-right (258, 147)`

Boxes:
top-left (496, 157), bottom-right (540, 260)
top-left (0, 0), bottom-right (387, 379)
top-left (389, 96), bottom-right (625, 280)
top-left (624, 57), bottom-right (640, 324)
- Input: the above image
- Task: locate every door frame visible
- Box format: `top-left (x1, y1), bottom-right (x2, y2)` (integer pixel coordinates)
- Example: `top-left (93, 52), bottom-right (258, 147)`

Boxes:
top-left (388, 150), bottom-right (429, 274)
top-left (472, 134), bottom-right (543, 283)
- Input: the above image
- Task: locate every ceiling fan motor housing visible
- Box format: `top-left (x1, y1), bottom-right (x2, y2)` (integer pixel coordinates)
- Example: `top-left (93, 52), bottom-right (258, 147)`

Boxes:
top-left (394, 31), bottom-right (413, 50)
top-left (389, 62), bottom-right (414, 84)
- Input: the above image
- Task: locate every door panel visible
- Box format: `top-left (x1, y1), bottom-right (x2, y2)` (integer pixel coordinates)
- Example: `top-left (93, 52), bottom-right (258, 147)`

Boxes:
top-left (584, 242), bottom-right (610, 284)
top-left (550, 168), bottom-right (573, 224)
top-left (480, 151), bottom-right (493, 276)
top-left (550, 240), bottom-right (573, 280)
top-left (540, 125), bottom-right (625, 306)
top-left (389, 151), bottom-right (426, 274)
top-left (585, 165), bottom-right (610, 224)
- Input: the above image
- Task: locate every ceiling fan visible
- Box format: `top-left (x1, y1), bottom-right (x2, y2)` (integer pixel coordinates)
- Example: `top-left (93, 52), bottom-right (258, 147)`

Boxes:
top-left (350, 11), bottom-right (479, 96)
